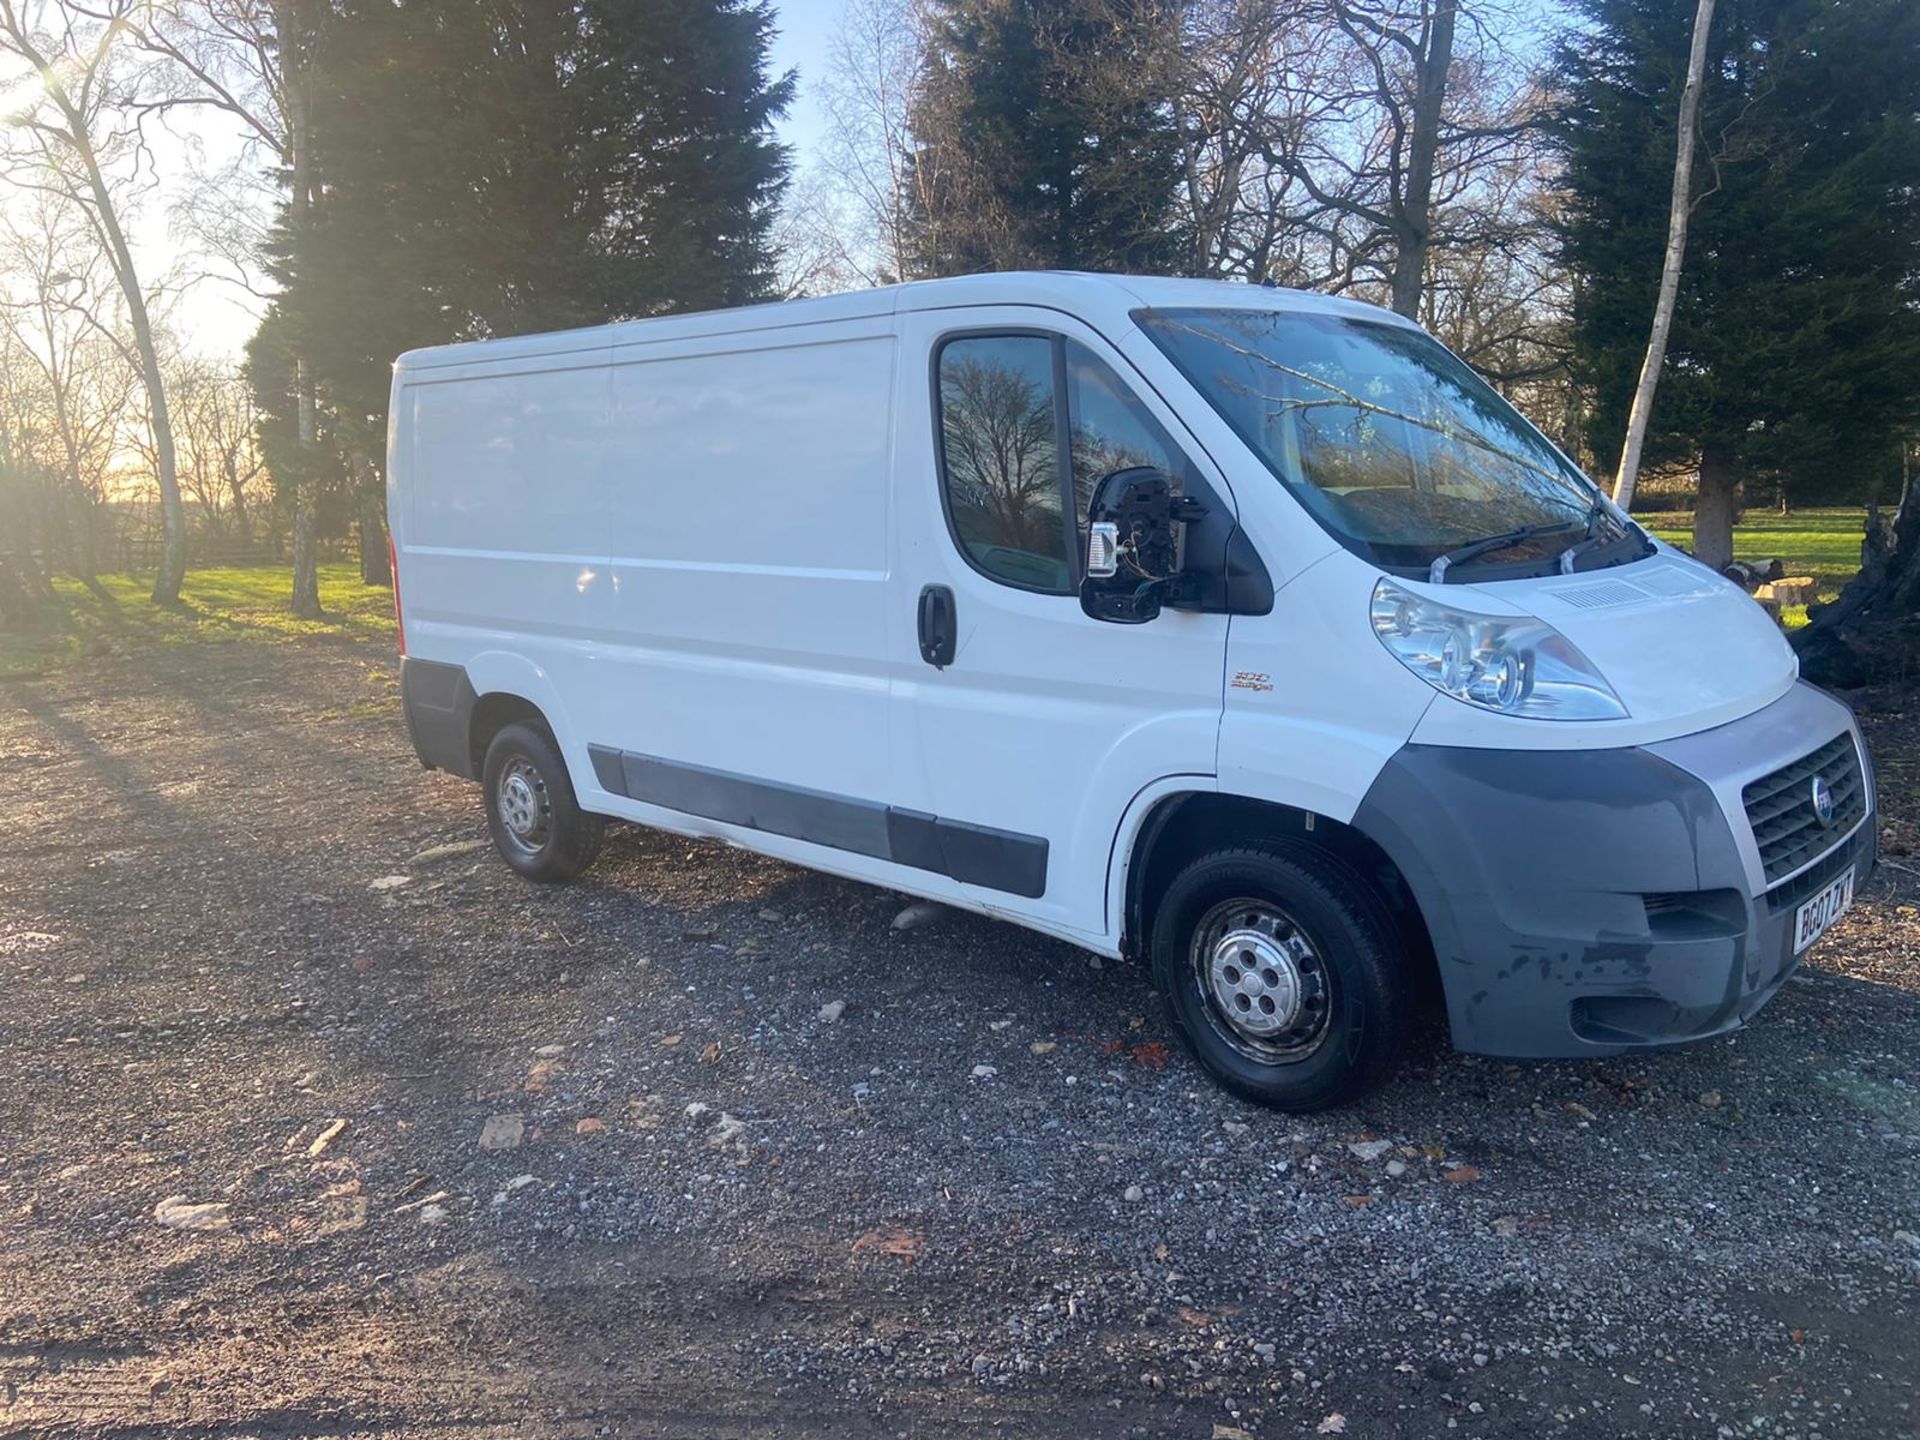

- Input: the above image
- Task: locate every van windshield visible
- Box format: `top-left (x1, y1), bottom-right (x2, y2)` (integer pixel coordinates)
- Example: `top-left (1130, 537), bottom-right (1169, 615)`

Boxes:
top-left (1138, 307), bottom-right (1637, 575)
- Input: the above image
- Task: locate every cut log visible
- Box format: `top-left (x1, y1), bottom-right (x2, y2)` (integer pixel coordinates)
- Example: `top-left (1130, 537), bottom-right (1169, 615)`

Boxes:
top-left (1758, 577), bottom-right (1816, 606)
top-left (1725, 558), bottom-right (1786, 591)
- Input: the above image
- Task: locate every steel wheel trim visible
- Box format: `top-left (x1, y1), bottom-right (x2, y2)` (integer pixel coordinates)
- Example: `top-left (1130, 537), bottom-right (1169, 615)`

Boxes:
top-left (1189, 897), bottom-right (1333, 1063)
top-left (496, 758), bottom-right (552, 855)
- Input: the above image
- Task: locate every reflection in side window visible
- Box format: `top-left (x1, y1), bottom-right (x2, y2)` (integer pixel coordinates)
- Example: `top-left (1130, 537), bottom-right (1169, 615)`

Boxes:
top-left (936, 336), bottom-right (1071, 591)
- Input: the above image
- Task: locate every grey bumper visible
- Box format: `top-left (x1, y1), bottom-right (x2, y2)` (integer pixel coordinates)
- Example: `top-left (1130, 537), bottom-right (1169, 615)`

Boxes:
top-left (1352, 682), bottom-right (1875, 1058)
top-left (400, 656), bottom-right (478, 778)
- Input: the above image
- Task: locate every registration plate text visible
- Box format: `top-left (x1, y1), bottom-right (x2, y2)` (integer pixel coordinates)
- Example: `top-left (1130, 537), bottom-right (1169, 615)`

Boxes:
top-left (1793, 867), bottom-right (1855, 954)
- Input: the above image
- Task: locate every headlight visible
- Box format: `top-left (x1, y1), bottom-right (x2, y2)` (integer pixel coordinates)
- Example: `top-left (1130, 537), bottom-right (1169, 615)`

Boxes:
top-left (1370, 578), bottom-right (1628, 721)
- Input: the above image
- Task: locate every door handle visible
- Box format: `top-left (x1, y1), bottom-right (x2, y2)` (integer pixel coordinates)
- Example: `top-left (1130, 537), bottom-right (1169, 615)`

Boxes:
top-left (917, 584), bottom-right (956, 668)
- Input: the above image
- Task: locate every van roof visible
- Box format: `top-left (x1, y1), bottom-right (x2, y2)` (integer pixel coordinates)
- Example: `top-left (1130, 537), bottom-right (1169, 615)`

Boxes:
top-left (391, 271), bottom-right (1412, 374)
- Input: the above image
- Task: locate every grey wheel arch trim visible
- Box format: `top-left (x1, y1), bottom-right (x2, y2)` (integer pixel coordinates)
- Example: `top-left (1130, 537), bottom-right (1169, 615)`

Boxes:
top-left (1348, 736), bottom-right (1748, 1056)
top-left (400, 656), bottom-right (479, 778)
top-left (1346, 681), bottom-right (1871, 1057)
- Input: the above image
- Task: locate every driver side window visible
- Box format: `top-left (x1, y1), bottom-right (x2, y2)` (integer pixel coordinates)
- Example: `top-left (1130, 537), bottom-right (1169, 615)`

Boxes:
top-left (935, 333), bottom-right (1196, 594)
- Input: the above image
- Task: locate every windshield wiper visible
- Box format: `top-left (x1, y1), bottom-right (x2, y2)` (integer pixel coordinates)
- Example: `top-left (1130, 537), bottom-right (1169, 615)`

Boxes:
top-left (1554, 500), bottom-right (1650, 574)
top-left (1428, 518), bottom-right (1582, 584)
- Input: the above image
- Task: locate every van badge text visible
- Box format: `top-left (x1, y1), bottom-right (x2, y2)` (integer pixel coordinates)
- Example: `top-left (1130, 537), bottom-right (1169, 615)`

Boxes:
top-left (1232, 671), bottom-right (1274, 693)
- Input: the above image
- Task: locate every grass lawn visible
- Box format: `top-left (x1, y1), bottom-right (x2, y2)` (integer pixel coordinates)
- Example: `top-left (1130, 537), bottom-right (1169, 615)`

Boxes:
top-left (1639, 506), bottom-right (1867, 628)
top-left (0, 564), bottom-right (396, 678)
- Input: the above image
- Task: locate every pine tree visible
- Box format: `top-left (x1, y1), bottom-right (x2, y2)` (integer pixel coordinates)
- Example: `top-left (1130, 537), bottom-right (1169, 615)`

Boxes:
top-left (251, 0), bottom-right (793, 522)
top-left (1553, 0), bottom-right (1920, 569)
top-left (907, 0), bottom-right (1184, 275)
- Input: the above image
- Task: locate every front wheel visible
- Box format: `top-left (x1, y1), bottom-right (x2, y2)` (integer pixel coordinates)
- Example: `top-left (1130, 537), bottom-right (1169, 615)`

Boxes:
top-left (481, 721), bottom-right (604, 883)
top-left (1149, 842), bottom-right (1411, 1111)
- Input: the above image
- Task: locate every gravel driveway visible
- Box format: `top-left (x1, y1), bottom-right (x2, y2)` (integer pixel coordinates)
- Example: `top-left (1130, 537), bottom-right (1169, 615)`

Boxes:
top-left (1, 630), bottom-right (1916, 1438)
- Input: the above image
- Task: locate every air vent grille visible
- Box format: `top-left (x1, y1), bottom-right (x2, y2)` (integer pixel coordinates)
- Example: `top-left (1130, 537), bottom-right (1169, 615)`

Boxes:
top-left (1741, 733), bottom-right (1867, 885)
top-left (1547, 579), bottom-right (1648, 610)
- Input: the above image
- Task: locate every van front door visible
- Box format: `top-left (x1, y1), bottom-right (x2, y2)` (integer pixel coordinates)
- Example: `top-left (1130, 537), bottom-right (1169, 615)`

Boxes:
top-left (890, 309), bottom-right (1233, 945)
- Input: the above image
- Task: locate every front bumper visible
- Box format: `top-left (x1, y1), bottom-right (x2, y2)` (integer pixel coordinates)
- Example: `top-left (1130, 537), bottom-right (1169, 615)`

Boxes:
top-left (1352, 682), bottom-right (1876, 1058)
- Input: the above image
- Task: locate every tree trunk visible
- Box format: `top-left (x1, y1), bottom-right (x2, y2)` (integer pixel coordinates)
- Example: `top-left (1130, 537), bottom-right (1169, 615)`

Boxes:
top-left (37, 295), bottom-right (105, 597)
top-left (12, 523), bottom-right (56, 602)
top-left (357, 461), bottom-right (391, 586)
top-left (64, 478), bottom-right (106, 596)
top-left (1693, 443), bottom-right (1738, 572)
top-left (225, 453), bottom-right (252, 547)
top-left (291, 487), bottom-right (321, 613)
top-left (0, 554), bottom-right (34, 631)
top-left (45, 84), bottom-right (188, 604)
top-left (1388, 0), bottom-right (1458, 319)
top-left (1611, 0), bottom-right (1715, 512)
top-left (290, 386), bottom-right (322, 615)
top-left (281, 0), bottom-right (324, 620)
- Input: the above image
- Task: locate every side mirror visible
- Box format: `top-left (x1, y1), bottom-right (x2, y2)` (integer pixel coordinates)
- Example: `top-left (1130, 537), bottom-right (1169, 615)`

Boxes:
top-left (1081, 466), bottom-right (1194, 624)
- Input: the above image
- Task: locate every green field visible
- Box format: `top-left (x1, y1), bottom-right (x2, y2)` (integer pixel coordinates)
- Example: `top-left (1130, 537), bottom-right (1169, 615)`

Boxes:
top-left (0, 512), bottom-right (1872, 677)
top-left (1640, 506), bottom-right (1866, 628)
top-left (0, 564), bottom-right (395, 678)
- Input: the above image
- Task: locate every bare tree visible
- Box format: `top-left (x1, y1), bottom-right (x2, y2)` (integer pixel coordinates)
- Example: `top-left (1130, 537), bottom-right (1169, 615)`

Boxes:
top-left (770, 167), bottom-right (869, 298)
top-left (1176, 0), bottom-right (1333, 282)
top-left (137, 350), bottom-right (263, 550)
top-left (0, 301), bottom-right (81, 607)
top-left (129, 0), bottom-right (324, 614)
top-left (0, 195), bottom-right (139, 597)
top-left (1185, 0), bottom-right (1534, 320)
top-left (1417, 132), bottom-right (1578, 437)
top-left (0, 0), bottom-right (190, 603)
top-left (819, 0), bottom-right (928, 283)
top-left (1382, 0), bottom-right (1457, 316)
top-left (1609, 0), bottom-right (1714, 519)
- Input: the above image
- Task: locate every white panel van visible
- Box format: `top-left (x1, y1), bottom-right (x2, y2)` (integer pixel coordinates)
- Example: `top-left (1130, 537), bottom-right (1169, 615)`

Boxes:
top-left (389, 273), bottom-right (1876, 1110)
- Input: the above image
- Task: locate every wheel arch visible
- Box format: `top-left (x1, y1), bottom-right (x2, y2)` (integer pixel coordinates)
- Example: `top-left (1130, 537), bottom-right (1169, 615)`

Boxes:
top-left (468, 692), bottom-right (549, 777)
top-left (459, 650), bottom-right (583, 783)
top-left (1116, 790), bottom-right (1437, 986)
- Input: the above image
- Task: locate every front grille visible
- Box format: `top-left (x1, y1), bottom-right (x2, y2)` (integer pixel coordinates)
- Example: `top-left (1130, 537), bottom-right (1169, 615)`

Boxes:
top-left (1742, 733), bottom-right (1867, 886)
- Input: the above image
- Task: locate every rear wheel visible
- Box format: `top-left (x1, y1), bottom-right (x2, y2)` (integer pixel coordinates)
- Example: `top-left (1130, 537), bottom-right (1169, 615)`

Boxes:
top-left (481, 721), bottom-right (604, 883)
top-left (1149, 842), bottom-right (1410, 1111)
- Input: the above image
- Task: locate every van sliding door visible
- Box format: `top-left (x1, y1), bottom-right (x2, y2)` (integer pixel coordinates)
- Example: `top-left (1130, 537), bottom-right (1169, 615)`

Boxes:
top-left (589, 320), bottom-right (904, 867)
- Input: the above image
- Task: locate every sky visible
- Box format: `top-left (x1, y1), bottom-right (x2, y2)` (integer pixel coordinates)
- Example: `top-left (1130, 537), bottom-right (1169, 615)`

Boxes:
top-left (769, 0), bottom-right (842, 159)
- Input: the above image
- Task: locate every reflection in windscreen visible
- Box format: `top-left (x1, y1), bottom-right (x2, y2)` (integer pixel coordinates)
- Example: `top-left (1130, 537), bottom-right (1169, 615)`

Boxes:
top-left (1140, 309), bottom-right (1609, 568)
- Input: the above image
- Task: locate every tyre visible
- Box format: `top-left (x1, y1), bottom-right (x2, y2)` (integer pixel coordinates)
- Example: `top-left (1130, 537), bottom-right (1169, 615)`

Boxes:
top-left (1149, 841), bottom-right (1411, 1111)
top-left (480, 721), bottom-right (604, 883)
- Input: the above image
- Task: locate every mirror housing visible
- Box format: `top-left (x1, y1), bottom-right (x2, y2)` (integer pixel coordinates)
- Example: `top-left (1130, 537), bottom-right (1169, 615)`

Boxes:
top-left (1080, 466), bottom-right (1193, 624)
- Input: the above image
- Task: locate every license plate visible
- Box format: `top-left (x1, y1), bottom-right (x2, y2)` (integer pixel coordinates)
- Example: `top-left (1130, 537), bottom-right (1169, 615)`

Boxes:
top-left (1793, 867), bottom-right (1855, 954)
